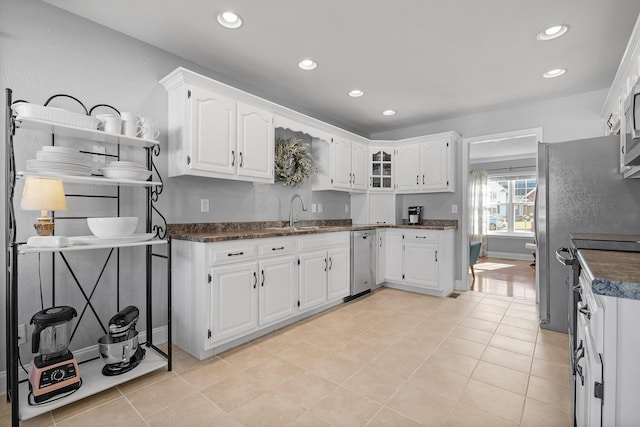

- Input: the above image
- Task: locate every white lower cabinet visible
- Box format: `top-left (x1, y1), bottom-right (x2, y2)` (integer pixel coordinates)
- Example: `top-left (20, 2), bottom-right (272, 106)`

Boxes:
top-left (207, 262), bottom-right (258, 348)
top-left (258, 255), bottom-right (297, 326)
top-left (382, 229), bottom-right (454, 297)
top-left (173, 232), bottom-right (350, 360)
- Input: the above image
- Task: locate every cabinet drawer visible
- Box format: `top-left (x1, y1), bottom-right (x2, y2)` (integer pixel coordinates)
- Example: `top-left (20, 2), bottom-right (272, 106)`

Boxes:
top-left (208, 242), bottom-right (258, 266)
top-left (403, 230), bottom-right (438, 242)
top-left (299, 232), bottom-right (350, 252)
top-left (258, 238), bottom-right (297, 258)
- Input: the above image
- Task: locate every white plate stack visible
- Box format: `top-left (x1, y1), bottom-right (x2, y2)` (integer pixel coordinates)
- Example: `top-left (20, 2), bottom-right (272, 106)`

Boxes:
top-left (101, 161), bottom-right (152, 181)
top-left (27, 146), bottom-right (92, 176)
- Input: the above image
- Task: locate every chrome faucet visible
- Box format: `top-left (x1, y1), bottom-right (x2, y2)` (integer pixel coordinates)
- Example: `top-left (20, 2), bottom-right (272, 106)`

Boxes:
top-left (289, 194), bottom-right (307, 227)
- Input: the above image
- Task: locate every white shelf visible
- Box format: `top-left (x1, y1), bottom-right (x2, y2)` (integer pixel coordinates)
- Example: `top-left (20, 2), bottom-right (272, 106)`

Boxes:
top-left (17, 171), bottom-right (162, 187)
top-left (19, 347), bottom-right (168, 421)
top-left (15, 116), bottom-right (159, 148)
top-left (18, 236), bottom-right (167, 254)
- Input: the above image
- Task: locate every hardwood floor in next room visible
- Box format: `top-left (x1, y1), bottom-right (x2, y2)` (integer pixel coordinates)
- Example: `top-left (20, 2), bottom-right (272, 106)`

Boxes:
top-left (471, 257), bottom-right (536, 300)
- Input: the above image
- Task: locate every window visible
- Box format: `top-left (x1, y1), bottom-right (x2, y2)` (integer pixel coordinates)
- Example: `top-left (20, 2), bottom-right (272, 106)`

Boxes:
top-left (487, 174), bottom-right (536, 235)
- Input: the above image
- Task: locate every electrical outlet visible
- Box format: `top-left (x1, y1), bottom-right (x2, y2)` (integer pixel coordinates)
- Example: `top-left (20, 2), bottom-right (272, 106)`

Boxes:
top-left (311, 203), bottom-right (317, 213)
top-left (93, 145), bottom-right (106, 163)
top-left (17, 323), bottom-right (26, 345)
top-left (451, 204), bottom-right (458, 214)
top-left (318, 203), bottom-right (323, 213)
top-left (200, 199), bottom-right (210, 212)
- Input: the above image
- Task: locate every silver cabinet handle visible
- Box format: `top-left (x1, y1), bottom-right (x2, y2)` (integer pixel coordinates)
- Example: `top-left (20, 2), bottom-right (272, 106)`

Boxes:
top-left (574, 340), bottom-right (585, 385)
top-left (324, 258), bottom-right (327, 272)
top-left (578, 305), bottom-right (591, 319)
top-left (253, 272), bottom-right (257, 289)
top-left (261, 270), bottom-right (265, 287)
top-left (239, 152), bottom-right (244, 167)
top-left (422, 175), bottom-right (425, 185)
top-left (329, 257), bottom-right (333, 270)
top-left (379, 236), bottom-right (382, 247)
top-left (416, 236), bottom-right (427, 239)
top-left (435, 250), bottom-right (438, 262)
top-left (416, 175), bottom-right (419, 184)
top-left (231, 150), bottom-right (236, 166)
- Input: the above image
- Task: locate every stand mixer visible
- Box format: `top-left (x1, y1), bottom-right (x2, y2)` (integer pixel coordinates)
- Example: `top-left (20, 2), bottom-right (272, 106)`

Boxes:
top-left (98, 306), bottom-right (145, 376)
top-left (29, 306), bottom-right (81, 403)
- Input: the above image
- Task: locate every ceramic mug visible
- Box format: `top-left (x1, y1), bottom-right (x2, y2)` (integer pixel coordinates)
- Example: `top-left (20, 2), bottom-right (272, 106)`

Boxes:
top-left (120, 112), bottom-right (143, 137)
top-left (141, 126), bottom-right (160, 140)
top-left (96, 114), bottom-right (122, 134)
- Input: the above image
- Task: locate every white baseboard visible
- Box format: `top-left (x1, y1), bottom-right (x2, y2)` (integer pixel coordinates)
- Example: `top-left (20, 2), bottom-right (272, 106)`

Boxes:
top-left (0, 325), bottom-right (167, 396)
top-left (486, 251), bottom-right (534, 261)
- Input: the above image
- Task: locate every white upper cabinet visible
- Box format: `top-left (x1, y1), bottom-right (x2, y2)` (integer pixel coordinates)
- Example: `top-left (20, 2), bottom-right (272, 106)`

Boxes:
top-left (188, 87), bottom-right (236, 175)
top-left (237, 103), bottom-right (274, 180)
top-left (369, 147), bottom-right (394, 191)
top-left (312, 137), bottom-right (368, 193)
top-left (395, 133), bottom-right (457, 194)
top-left (395, 143), bottom-right (420, 192)
top-left (161, 68), bottom-right (274, 183)
top-left (351, 141), bottom-right (369, 191)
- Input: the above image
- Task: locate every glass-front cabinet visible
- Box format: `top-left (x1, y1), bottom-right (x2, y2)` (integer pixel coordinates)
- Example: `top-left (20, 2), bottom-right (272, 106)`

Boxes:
top-left (369, 146), bottom-right (393, 191)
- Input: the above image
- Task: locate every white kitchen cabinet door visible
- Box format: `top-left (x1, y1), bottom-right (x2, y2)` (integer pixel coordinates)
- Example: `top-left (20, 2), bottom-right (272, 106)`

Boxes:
top-left (351, 142), bottom-right (368, 191)
top-left (332, 138), bottom-right (353, 190)
top-left (208, 262), bottom-right (258, 347)
top-left (188, 86), bottom-right (236, 175)
top-left (384, 231), bottom-right (403, 281)
top-left (369, 147), bottom-right (394, 191)
top-left (369, 193), bottom-right (396, 225)
top-left (403, 239), bottom-right (439, 289)
top-left (299, 251), bottom-right (328, 312)
top-left (258, 256), bottom-right (297, 326)
top-left (376, 230), bottom-right (386, 284)
top-left (420, 139), bottom-right (452, 192)
top-left (327, 247), bottom-right (350, 301)
top-left (237, 103), bottom-right (274, 180)
top-left (395, 144), bottom-right (420, 192)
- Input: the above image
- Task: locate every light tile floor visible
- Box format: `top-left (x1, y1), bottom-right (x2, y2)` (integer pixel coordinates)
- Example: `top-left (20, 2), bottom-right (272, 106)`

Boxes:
top-left (2, 287), bottom-right (572, 426)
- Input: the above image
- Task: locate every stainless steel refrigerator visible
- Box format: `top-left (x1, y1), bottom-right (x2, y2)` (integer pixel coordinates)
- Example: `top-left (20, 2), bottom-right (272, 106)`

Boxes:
top-left (536, 135), bottom-right (640, 332)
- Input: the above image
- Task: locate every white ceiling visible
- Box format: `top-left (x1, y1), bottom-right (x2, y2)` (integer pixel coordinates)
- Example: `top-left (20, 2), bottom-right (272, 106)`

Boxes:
top-left (43, 0), bottom-right (640, 137)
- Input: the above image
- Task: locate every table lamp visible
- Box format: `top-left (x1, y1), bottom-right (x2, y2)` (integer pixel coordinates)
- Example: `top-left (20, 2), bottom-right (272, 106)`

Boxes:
top-left (20, 177), bottom-right (68, 247)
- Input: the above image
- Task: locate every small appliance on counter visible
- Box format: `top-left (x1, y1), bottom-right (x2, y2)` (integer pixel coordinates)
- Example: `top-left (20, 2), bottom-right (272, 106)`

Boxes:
top-left (408, 206), bottom-right (423, 225)
top-left (98, 306), bottom-right (145, 376)
top-left (28, 306), bottom-right (81, 404)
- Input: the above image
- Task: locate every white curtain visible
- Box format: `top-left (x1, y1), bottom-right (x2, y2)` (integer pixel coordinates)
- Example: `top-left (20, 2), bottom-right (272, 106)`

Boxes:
top-left (469, 170), bottom-right (488, 257)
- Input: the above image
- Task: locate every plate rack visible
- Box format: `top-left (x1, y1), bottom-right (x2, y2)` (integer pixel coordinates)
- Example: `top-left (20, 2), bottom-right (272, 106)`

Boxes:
top-left (4, 89), bottom-right (172, 426)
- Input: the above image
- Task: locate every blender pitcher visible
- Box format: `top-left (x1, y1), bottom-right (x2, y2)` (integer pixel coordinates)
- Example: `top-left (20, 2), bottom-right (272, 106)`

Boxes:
top-left (31, 306), bottom-right (77, 360)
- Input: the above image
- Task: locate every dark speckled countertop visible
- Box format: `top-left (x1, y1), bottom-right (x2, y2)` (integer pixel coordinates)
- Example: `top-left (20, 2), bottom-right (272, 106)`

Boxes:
top-left (577, 249), bottom-right (640, 300)
top-left (168, 219), bottom-right (457, 243)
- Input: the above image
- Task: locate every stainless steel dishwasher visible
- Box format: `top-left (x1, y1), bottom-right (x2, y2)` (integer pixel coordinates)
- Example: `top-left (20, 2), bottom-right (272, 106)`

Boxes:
top-left (348, 230), bottom-right (375, 300)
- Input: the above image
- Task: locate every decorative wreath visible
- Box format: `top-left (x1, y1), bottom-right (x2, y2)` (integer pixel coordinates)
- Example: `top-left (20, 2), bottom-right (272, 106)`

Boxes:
top-left (274, 138), bottom-right (317, 187)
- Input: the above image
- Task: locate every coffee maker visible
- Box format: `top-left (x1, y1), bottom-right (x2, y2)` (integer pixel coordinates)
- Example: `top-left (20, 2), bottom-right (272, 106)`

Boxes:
top-left (408, 206), bottom-right (423, 225)
top-left (29, 306), bottom-right (81, 403)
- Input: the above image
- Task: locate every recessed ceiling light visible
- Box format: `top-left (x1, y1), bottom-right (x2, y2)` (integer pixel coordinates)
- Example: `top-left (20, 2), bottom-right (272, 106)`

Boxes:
top-left (348, 89), bottom-right (364, 97)
top-left (382, 110), bottom-right (396, 116)
top-left (298, 59), bottom-right (318, 71)
top-left (217, 11), bottom-right (243, 29)
top-left (543, 68), bottom-right (567, 78)
top-left (536, 24), bottom-right (569, 41)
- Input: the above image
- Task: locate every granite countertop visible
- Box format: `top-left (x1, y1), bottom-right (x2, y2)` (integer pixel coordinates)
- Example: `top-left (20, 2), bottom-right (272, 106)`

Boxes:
top-left (168, 219), bottom-right (458, 243)
top-left (577, 249), bottom-right (640, 300)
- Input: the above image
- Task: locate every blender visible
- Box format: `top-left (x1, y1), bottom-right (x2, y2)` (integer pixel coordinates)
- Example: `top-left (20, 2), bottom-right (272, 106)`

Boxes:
top-left (28, 306), bottom-right (81, 403)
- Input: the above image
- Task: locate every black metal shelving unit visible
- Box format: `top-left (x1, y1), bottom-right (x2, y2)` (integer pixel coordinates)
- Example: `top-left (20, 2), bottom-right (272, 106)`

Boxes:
top-left (4, 88), bottom-right (172, 426)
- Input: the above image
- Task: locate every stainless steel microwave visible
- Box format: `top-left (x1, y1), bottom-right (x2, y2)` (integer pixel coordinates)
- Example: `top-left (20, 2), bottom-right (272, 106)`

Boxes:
top-left (624, 85), bottom-right (640, 165)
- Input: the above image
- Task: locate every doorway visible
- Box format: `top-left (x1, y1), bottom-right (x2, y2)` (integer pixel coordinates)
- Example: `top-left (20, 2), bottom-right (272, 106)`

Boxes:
top-left (461, 128), bottom-right (542, 299)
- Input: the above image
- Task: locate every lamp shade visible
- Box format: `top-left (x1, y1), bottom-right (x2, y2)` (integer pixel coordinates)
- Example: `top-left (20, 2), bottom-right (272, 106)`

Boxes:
top-left (20, 177), bottom-right (67, 211)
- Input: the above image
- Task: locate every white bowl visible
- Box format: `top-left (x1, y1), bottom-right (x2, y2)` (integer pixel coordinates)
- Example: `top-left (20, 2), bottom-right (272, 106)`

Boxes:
top-left (87, 217), bottom-right (138, 238)
top-left (102, 168), bottom-right (152, 181)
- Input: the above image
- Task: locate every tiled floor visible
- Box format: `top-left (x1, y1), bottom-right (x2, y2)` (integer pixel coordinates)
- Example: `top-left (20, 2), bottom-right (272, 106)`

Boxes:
top-left (471, 257), bottom-right (536, 299)
top-left (2, 286), bottom-right (572, 426)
